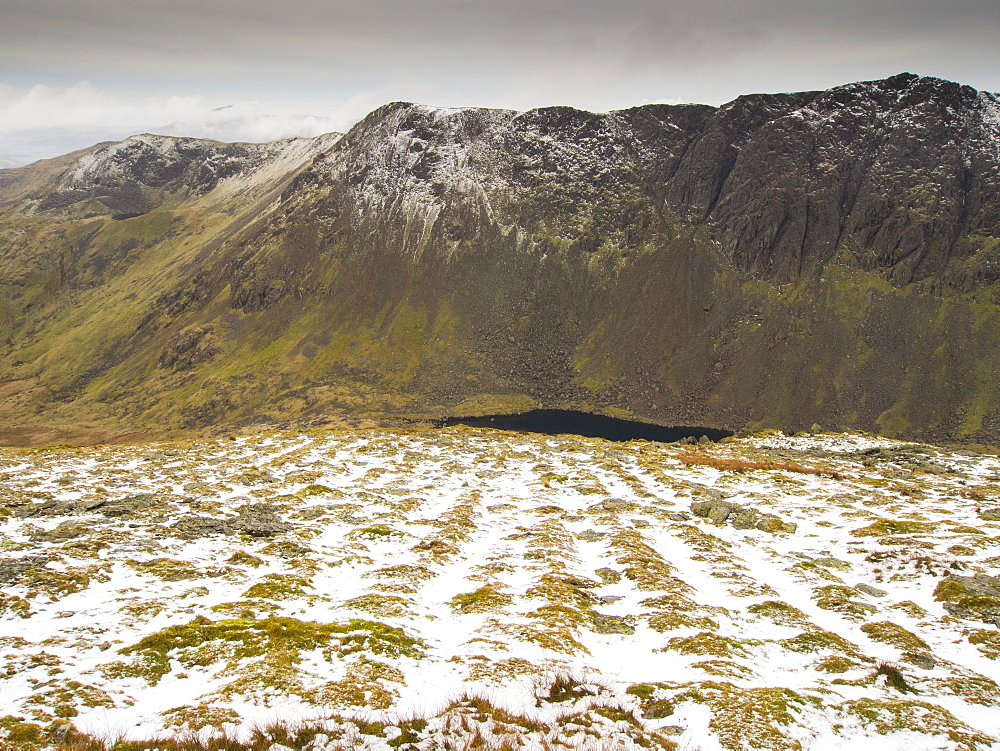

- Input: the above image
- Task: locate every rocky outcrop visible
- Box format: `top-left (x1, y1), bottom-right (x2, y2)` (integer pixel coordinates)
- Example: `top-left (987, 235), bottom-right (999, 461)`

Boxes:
top-left (934, 574), bottom-right (1000, 624)
top-left (689, 499), bottom-right (797, 534)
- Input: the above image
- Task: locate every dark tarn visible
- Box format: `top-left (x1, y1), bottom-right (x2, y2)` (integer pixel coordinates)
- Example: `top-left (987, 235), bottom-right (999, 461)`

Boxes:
top-left (440, 410), bottom-right (732, 443)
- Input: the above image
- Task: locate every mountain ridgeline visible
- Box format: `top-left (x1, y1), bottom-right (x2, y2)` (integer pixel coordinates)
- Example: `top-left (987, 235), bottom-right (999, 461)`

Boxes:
top-left (1, 73), bottom-right (999, 445)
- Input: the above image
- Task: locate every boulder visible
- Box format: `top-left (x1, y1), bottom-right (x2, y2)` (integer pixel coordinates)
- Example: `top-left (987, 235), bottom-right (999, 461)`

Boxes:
top-left (590, 613), bottom-right (636, 635)
top-left (730, 508), bottom-right (761, 530)
top-left (934, 573), bottom-right (1000, 624)
top-left (690, 500), bottom-right (796, 534)
top-left (0, 556), bottom-right (48, 584)
top-left (856, 583), bottom-right (888, 598)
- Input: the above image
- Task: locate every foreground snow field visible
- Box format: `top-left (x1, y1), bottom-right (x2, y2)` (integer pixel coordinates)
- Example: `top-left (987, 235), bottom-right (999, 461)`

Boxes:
top-left (0, 427), bottom-right (998, 749)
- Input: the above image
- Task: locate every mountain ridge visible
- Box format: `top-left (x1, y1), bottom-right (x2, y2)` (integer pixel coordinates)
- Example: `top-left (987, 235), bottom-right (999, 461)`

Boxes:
top-left (1, 73), bottom-right (999, 446)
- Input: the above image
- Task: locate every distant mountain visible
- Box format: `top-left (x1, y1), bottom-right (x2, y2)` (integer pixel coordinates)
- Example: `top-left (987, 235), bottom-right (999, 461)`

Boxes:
top-left (151, 103), bottom-right (344, 144)
top-left (1, 73), bottom-right (999, 445)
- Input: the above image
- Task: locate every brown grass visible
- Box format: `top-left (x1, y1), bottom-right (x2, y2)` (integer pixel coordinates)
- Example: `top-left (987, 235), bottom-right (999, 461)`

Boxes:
top-left (677, 453), bottom-right (841, 478)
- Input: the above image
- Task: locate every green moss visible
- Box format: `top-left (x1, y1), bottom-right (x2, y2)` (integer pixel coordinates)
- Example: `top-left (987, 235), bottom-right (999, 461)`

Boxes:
top-left (891, 600), bottom-right (928, 618)
top-left (815, 655), bottom-right (862, 673)
top-left (242, 573), bottom-right (312, 601)
top-left (666, 632), bottom-right (749, 658)
top-left (0, 594), bottom-right (31, 619)
top-left (781, 630), bottom-right (864, 659)
top-left (948, 545), bottom-right (978, 556)
top-left (861, 621), bottom-right (929, 652)
top-left (646, 611), bottom-right (719, 633)
top-left (104, 615), bottom-right (424, 686)
top-left (851, 519), bottom-right (938, 537)
top-left (746, 600), bottom-right (812, 628)
top-left (344, 594), bottom-right (413, 618)
top-left (626, 683), bottom-right (660, 701)
top-left (540, 472), bottom-right (569, 488)
top-left (24, 679), bottom-right (115, 722)
top-left (611, 529), bottom-right (695, 594)
top-left (839, 697), bottom-right (994, 750)
top-left (21, 564), bottom-right (107, 599)
top-left (493, 621), bottom-right (590, 655)
top-left (672, 682), bottom-right (822, 751)
top-left (0, 715), bottom-right (44, 746)
top-left (350, 524), bottom-right (408, 540)
top-left (934, 578), bottom-right (1000, 622)
top-left (450, 585), bottom-right (513, 614)
top-left (935, 674), bottom-right (1000, 706)
top-left (813, 585), bottom-right (876, 619)
top-left (226, 550), bottom-right (265, 567)
top-left (298, 483), bottom-right (342, 497)
top-left (692, 659), bottom-right (753, 678)
top-left (161, 704), bottom-right (240, 731)
top-left (968, 629), bottom-right (1000, 659)
top-left (367, 564), bottom-right (435, 583)
top-left (119, 598), bottom-right (168, 620)
top-left (466, 656), bottom-right (544, 683)
top-left (128, 557), bottom-right (215, 581)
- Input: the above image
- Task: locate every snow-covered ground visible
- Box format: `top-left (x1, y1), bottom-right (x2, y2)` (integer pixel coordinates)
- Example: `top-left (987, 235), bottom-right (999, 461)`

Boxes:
top-left (0, 427), bottom-right (998, 749)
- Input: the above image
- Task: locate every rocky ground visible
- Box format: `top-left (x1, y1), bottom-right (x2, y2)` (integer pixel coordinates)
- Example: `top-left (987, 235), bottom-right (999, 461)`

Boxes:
top-left (0, 426), bottom-right (998, 749)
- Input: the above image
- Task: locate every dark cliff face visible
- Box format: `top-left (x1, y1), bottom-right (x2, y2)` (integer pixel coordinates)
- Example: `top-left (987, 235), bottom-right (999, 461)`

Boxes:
top-left (1, 73), bottom-right (999, 445)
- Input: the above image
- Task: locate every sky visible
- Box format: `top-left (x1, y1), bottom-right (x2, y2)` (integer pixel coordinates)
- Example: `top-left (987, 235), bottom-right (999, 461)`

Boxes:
top-left (1, 0), bottom-right (998, 167)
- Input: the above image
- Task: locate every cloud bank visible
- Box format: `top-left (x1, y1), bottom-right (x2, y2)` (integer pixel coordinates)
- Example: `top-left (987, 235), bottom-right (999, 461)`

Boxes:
top-left (0, 83), bottom-right (368, 167)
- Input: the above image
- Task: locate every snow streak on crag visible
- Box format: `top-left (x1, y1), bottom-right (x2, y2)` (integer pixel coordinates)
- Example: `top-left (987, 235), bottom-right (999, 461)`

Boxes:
top-left (1, 73), bottom-right (1000, 444)
top-left (0, 429), bottom-right (998, 749)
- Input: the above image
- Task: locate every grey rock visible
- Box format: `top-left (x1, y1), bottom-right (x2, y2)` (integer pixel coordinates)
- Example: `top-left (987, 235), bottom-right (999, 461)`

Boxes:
top-left (98, 493), bottom-right (159, 517)
top-left (598, 595), bottom-right (624, 605)
top-left (595, 567), bottom-right (622, 585)
top-left (756, 515), bottom-right (797, 534)
top-left (979, 508), bottom-right (1000, 521)
top-left (689, 500), bottom-right (716, 518)
top-left (235, 504), bottom-right (293, 538)
top-left (590, 612), bottom-right (635, 635)
top-left (264, 541), bottom-right (312, 559)
top-left (692, 499), bottom-right (796, 534)
top-left (170, 504), bottom-right (292, 539)
top-left (936, 573), bottom-right (1000, 624)
top-left (171, 516), bottom-right (233, 538)
top-left (233, 470), bottom-right (278, 486)
top-left (665, 511), bottom-right (691, 522)
top-left (632, 519), bottom-right (650, 529)
top-left (28, 521), bottom-right (92, 542)
top-left (707, 501), bottom-right (742, 525)
top-left (660, 725), bottom-right (685, 736)
top-left (690, 499), bottom-right (742, 524)
top-left (0, 556), bottom-right (48, 584)
top-left (812, 557), bottom-right (851, 570)
top-left (730, 508), bottom-right (761, 530)
top-left (576, 529), bottom-right (605, 542)
top-left (902, 652), bottom-right (936, 670)
top-left (641, 701), bottom-right (676, 720)
top-left (855, 583), bottom-right (888, 598)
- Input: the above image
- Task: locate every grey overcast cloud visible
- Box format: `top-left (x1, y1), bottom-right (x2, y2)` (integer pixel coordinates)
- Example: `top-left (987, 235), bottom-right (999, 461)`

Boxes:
top-left (1, 0), bottom-right (998, 167)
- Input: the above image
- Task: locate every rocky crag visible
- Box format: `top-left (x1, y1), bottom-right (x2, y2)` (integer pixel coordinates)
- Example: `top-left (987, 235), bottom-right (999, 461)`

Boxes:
top-left (1, 73), bottom-right (999, 444)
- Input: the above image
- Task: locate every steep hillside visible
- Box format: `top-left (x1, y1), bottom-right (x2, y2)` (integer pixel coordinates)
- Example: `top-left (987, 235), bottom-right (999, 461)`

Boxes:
top-left (1, 73), bottom-right (999, 444)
